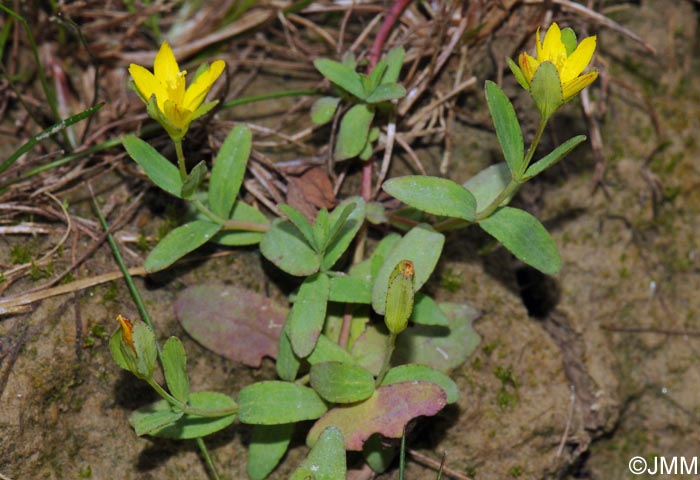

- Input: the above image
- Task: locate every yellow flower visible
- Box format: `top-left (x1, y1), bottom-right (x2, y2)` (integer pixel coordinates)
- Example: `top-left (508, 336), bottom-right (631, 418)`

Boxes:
top-left (517, 22), bottom-right (597, 100)
top-left (129, 41), bottom-right (225, 139)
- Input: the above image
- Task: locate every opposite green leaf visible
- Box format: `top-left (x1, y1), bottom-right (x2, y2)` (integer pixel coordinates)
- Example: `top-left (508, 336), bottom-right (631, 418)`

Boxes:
top-left (366, 83), bottom-right (407, 104)
top-left (335, 104), bottom-right (375, 160)
top-left (248, 423), bottom-right (295, 480)
top-left (381, 46), bottom-right (406, 85)
top-left (290, 427), bottom-right (346, 480)
top-left (276, 326), bottom-right (301, 381)
top-left (323, 197), bottom-right (365, 270)
top-left (328, 275), bottom-right (371, 304)
top-left (209, 124), bottom-right (252, 218)
top-left (313, 208), bottom-right (330, 252)
top-left (130, 409), bottom-right (184, 437)
top-left (133, 391), bottom-right (237, 440)
top-left (307, 334), bottom-right (356, 365)
top-left (485, 80), bottom-right (524, 177)
top-left (279, 204), bottom-right (318, 251)
top-left (367, 60), bottom-right (388, 93)
top-left (478, 206), bottom-right (561, 275)
top-left (145, 220), bottom-right (222, 272)
top-left (310, 362), bottom-right (376, 403)
top-left (383, 175), bottom-right (476, 222)
top-left (162, 337), bottom-right (189, 403)
top-left (314, 58), bottom-right (366, 100)
top-left (260, 218), bottom-right (320, 276)
top-left (238, 381), bottom-right (327, 425)
top-left (463, 162), bottom-right (511, 212)
top-left (311, 96), bottom-right (340, 125)
top-left (410, 293), bottom-right (449, 326)
top-left (363, 434), bottom-right (397, 473)
top-left (289, 273), bottom-right (330, 358)
top-left (524, 135), bottom-right (587, 179)
top-left (123, 135), bottom-right (182, 198)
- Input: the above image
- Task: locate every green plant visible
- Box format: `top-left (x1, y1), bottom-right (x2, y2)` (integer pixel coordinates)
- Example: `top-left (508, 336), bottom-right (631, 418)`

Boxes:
top-left (109, 21), bottom-right (598, 479)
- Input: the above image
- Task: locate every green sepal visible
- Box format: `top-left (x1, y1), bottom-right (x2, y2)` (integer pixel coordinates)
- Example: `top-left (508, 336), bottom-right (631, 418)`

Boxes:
top-left (530, 61), bottom-right (564, 121)
top-left (506, 57), bottom-right (530, 91)
top-left (162, 336), bottom-right (190, 403)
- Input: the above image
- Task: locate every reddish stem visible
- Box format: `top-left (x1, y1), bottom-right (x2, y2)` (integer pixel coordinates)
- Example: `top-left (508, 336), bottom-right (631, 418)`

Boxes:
top-left (368, 0), bottom-right (412, 69)
top-left (361, 0), bottom-right (411, 202)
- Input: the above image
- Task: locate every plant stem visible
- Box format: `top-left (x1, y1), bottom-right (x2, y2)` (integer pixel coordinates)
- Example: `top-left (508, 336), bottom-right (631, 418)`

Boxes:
top-left (148, 378), bottom-right (237, 417)
top-left (92, 193), bottom-right (157, 335)
top-left (196, 437), bottom-right (221, 480)
top-left (435, 116), bottom-right (550, 230)
top-left (191, 198), bottom-right (269, 233)
top-left (174, 138), bottom-right (188, 180)
top-left (376, 333), bottom-right (396, 385)
top-left (517, 117), bottom-right (548, 179)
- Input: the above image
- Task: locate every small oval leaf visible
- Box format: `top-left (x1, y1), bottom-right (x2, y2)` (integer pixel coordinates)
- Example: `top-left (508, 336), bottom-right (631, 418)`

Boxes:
top-left (145, 220), bottom-right (221, 272)
top-left (291, 427), bottom-right (346, 480)
top-left (123, 135), bottom-right (182, 198)
top-left (314, 59), bottom-right (366, 99)
top-left (383, 176), bottom-right (476, 221)
top-left (335, 104), bottom-right (375, 161)
top-left (248, 423), bottom-right (295, 480)
top-left (524, 135), bottom-right (587, 180)
top-left (311, 96), bottom-right (341, 125)
top-left (209, 125), bottom-right (252, 218)
top-left (310, 362), bottom-right (376, 403)
top-left (132, 391), bottom-right (237, 440)
top-left (260, 218), bottom-right (320, 276)
top-left (288, 273), bottom-right (330, 358)
top-left (485, 81), bottom-right (524, 176)
top-left (238, 381), bottom-right (327, 425)
top-left (478, 206), bottom-right (561, 274)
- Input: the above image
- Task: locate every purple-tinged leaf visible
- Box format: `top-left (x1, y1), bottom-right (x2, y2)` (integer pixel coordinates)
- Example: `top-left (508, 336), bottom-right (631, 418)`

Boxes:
top-left (307, 381), bottom-right (446, 451)
top-left (174, 284), bottom-right (286, 367)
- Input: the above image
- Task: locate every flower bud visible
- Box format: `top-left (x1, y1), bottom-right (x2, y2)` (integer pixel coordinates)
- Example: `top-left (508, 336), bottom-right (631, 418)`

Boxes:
top-left (384, 260), bottom-right (415, 335)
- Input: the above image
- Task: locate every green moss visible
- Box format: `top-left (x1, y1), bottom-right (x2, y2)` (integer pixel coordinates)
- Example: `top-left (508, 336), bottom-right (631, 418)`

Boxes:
top-left (10, 244), bottom-right (32, 264)
top-left (30, 261), bottom-right (54, 281)
top-left (495, 365), bottom-right (519, 410)
top-left (509, 465), bottom-right (524, 477)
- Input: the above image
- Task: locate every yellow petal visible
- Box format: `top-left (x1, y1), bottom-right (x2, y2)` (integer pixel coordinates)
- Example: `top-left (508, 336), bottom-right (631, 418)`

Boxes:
top-left (163, 99), bottom-right (192, 131)
top-left (129, 64), bottom-right (166, 108)
top-left (535, 27), bottom-right (544, 60)
top-left (562, 71), bottom-right (598, 100)
top-left (154, 41), bottom-right (181, 85)
top-left (116, 314), bottom-right (135, 351)
top-left (560, 35), bottom-right (596, 83)
top-left (518, 52), bottom-right (539, 83)
top-left (540, 22), bottom-right (564, 62)
top-left (183, 60), bottom-right (225, 111)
